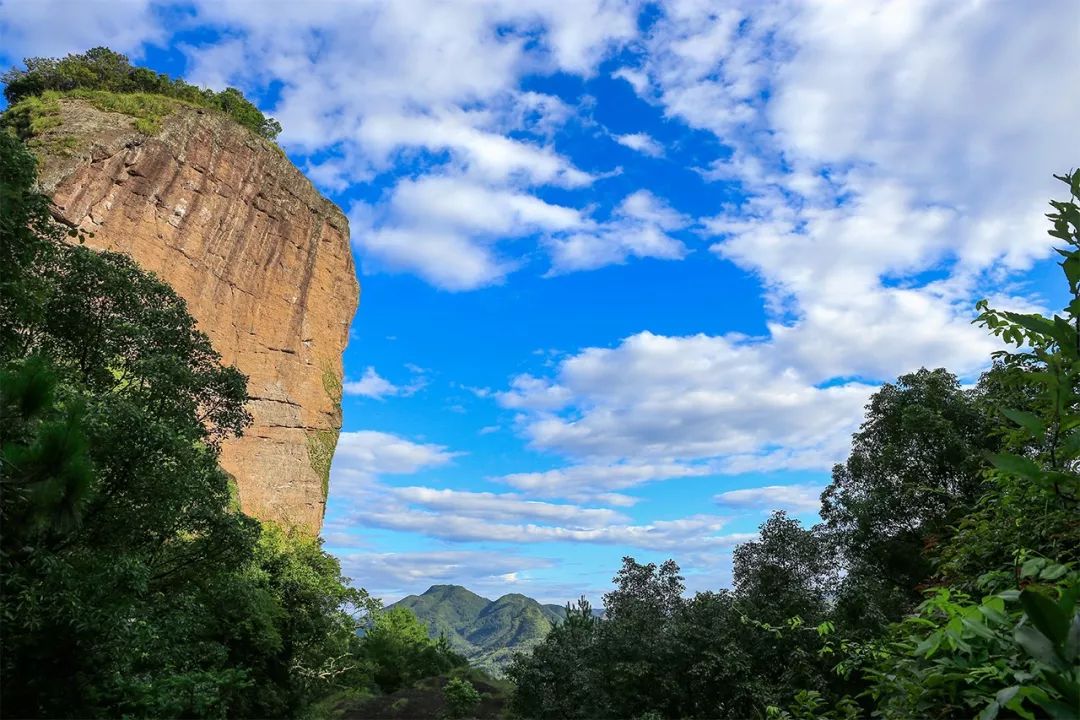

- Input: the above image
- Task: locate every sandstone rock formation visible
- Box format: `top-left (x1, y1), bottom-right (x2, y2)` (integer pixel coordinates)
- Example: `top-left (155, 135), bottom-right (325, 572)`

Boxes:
top-left (28, 97), bottom-right (359, 533)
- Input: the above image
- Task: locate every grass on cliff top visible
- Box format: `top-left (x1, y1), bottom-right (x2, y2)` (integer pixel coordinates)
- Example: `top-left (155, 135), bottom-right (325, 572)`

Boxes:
top-left (3, 89), bottom-right (187, 140)
top-left (2, 89), bottom-right (285, 157)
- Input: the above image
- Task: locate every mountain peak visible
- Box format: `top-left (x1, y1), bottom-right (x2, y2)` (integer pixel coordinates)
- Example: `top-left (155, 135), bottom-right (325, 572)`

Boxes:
top-left (391, 585), bottom-right (567, 674)
top-left (421, 584), bottom-right (490, 601)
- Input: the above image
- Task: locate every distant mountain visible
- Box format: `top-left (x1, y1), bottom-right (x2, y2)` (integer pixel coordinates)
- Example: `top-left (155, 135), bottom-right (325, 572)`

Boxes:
top-left (390, 585), bottom-right (577, 674)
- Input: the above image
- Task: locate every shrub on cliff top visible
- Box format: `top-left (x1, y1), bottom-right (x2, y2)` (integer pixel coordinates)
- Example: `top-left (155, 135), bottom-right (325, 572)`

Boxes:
top-left (1, 47), bottom-right (282, 140)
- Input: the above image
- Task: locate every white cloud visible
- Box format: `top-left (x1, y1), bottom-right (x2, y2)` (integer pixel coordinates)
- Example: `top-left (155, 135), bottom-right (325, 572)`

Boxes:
top-left (357, 177), bottom-right (690, 289)
top-left (498, 374), bottom-right (575, 411)
top-left (389, 486), bottom-right (629, 527)
top-left (330, 431), bottom-right (458, 498)
top-left (350, 504), bottom-right (751, 552)
top-left (505, 331), bottom-right (875, 466)
top-left (343, 366), bottom-right (426, 400)
top-left (343, 367), bottom-right (397, 399)
top-left (715, 484), bottom-right (825, 514)
top-left (0, 0), bottom-right (164, 61)
top-left (544, 190), bottom-right (691, 274)
top-left (497, 462), bottom-right (712, 503)
top-left (613, 132), bottom-right (664, 157)
top-left (358, 223), bottom-right (516, 292)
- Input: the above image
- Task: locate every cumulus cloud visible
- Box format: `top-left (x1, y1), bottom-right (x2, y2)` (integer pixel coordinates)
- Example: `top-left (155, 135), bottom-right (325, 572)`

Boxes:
top-left (715, 484), bottom-right (825, 514)
top-left (356, 176), bottom-right (690, 289)
top-left (343, 367), bottom-right (397, 399)
top-left (349, 504), bottom-right (751, 552)
top-left (330, 431), bottom-right (459, 498)
top-left (343, 366), bottom-right (426, 400)
top-left (0, 0), bottom-right (165, 61)
top-left (613, 132), bottom-right (664, 157)
top-left (543, 190), bottom-right (691, 274)
top-left (497, 462), bottom-right (712, 504)
top-left (503, 331), bottom-right (876, 466)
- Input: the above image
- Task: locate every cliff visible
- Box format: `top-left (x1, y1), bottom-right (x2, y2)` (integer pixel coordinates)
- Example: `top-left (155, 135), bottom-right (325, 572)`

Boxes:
top-left (20, 95), bottom-right (359, 532)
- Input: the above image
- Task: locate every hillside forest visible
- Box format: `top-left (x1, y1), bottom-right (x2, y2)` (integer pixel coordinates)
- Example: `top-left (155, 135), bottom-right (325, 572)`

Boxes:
top-left (1, 50), bottom-right (1078, 720)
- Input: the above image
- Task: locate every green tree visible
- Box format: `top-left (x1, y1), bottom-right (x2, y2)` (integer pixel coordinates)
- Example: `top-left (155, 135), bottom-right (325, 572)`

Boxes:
top-left (444, 677), bottom-right (483, 719)
top-left (733, 511), bottom-right (834, 625)
top-left (507, 597), bottom-right (603, 719)
top-left (361, 606), bottom-right (465, 693)
top-left (821, 367), bottom-right (1001, 631)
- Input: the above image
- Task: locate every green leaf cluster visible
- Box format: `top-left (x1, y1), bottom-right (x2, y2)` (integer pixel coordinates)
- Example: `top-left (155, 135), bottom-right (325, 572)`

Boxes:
top-left (443, 677), bottom-right (483, 719)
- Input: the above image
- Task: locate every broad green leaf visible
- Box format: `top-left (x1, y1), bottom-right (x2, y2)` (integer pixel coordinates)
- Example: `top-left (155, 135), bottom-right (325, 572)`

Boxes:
top-left (1014, 625), bottom-right (1062, 668)
top-left (979, 604), bottom-right (1010, 625)
top-left (962, 617), bottom-right (997, 640)
top-left (1063, 254), bottom-right (1080, 293)
top-left (1040, 564), bottom-right (1069, 581)
top-left (1065, 614), bottom-right (1079, 663)
top-left (990, 453), bottom-right (1043, 480)
top-left (1002, 409), bottom-right (1047, 440)
top-left (1021, 589), bottom-right (1070, 645)
top-left (1021, 558), bottom-right (1047, 578)
top-left (977, 699), bottom-right (1001, 720)
top-left (1002, 312), bottom-right (1056, 339)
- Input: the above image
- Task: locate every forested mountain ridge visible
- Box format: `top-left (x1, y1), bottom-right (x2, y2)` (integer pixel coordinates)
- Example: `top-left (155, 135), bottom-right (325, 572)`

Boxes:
top-left (392, 585), bottom-right (576, 672)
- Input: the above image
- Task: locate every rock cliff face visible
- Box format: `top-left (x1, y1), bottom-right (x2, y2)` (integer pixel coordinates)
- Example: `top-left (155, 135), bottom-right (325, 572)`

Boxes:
top-left (29, 97), bottom-right (359, 532)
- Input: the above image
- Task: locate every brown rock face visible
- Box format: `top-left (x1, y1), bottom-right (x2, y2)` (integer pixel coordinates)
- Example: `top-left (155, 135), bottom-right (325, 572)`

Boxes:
top-left (31, 98), bottom-right (359, 533)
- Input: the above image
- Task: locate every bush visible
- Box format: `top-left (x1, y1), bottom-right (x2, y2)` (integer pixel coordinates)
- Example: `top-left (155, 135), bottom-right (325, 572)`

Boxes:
top-left (444, 677), bottom-right (482, 719)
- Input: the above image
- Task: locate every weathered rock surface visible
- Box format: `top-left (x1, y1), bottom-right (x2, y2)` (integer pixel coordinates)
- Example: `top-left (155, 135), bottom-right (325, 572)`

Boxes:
top-left (29, 98), bottom-right (359, 533)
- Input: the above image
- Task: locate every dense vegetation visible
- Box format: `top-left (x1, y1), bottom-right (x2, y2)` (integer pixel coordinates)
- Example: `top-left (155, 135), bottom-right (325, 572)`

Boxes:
top-left (509, 173), bottom-right (1080, 719)
top-left (1, 47), bottom-right (281, 140)
top-left (392, 585), bottom-right (570, 674)
top-left (0, 131), bottom-right (464, 717)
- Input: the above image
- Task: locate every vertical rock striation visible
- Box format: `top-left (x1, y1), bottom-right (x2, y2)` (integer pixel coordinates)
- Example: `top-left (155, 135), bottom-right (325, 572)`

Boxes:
top-left (29, 98), bottom-right (359, 532)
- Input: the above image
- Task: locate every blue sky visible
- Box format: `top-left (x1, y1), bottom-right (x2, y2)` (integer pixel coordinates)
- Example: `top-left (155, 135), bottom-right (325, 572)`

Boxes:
top-left (2, 0), bottom-right (1077, 604)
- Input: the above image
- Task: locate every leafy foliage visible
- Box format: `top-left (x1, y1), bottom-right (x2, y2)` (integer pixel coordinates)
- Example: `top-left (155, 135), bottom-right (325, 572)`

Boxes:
top-left (444, 677), bottom-right (483, 719)
top-left (361, 606), bottom-right (468, 693)
top-left (2, 47), bottom-right (281, 139)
